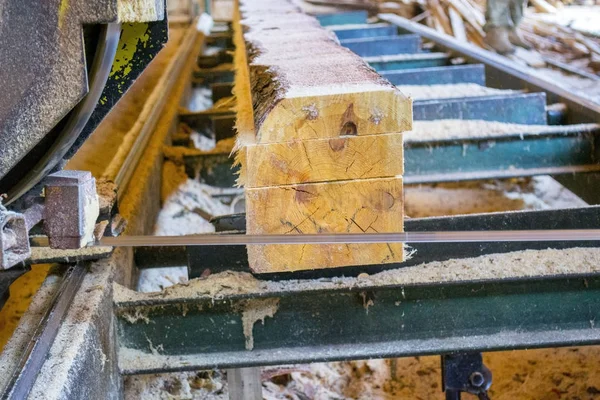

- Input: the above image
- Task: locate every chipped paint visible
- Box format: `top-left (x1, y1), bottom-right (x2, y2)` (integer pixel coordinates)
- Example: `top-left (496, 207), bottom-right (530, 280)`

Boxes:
top-left (109, 23), bottom-right (151, 92)
top-left (58, 0), bottom-right (69, 29)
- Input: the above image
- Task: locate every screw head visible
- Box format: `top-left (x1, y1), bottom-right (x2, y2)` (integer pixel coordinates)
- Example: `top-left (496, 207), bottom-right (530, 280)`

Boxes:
top-left (470, 371), bottom-right (485, 388)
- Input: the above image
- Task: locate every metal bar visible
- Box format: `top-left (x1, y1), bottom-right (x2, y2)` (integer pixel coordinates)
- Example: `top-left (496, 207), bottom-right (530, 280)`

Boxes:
top-left (332, 23), bottom-right (397, 40)
top-left (98, 228), bottom-right (600, 247)
top-left (316, 11), bottom-right (368, 26)
top-left (182, 206), bottom-right (600, 279)
top-left (115, 26), bottom-right (201, 201)
top-left (413, 93), bottom-right (547, 124)
top-left (364, 52), bottom-right (449, 71)
top-left (179, 109), bottom-right (235, 129)
top-left (404, 127), bottom-right (600, 181)
top-left (211, 82), bottom-right (233, 103)
top-left (192, 69), bottom-right (234, 85)
top-left (213, 115), bottom-right (236, 141)
top-left (340, 35), bottom-right (420, 56)
top-left (378, 14), bottom-right (600, 124)
top-left (117, 275), bottom-right (600, 373)
top-left (226, 368), bottom-right (262, 400)
top-left (381, 64), bottom-right (486, 86)
top-left (543, 57), bottom-right (600, 82)
top-left (2, 265), bottom-right (86, 399)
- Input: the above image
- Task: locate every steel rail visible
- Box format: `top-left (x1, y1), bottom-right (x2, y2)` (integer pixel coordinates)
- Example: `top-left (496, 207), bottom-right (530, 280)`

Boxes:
top-left (114, 25), bottom-right (201, 202)
top-left (98, 229), bottom-right (600, 247)
top-left (1, 264), bottom-right (86, 400)
top-left (4, 23), bottom-right (121, 205)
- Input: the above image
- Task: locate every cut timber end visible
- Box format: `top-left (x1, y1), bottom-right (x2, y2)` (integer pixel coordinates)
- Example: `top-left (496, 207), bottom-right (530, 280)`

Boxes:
top-left (244, 133), bottom-right (404, 187)
top-left (257, 86), bottom-right (412, 144)
top-left (246, 177), bottom-right (404, 273)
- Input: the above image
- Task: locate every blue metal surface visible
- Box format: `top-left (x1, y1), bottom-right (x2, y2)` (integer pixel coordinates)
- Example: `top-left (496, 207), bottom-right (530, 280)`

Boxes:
top-left (414, 93), bottom-right (548, 125)
top-left (332, 23), bottom-right (397, 40)
top-left (316, 11), bottom-right (368, 26)
top-left (404, 127), bottom-right (600, 182)
top-left (340, 35), bottom-right (420, 56)
top-left (382, 64), bottom-right (486, 86)
top-left (365, 53), bottom-right (449, 71)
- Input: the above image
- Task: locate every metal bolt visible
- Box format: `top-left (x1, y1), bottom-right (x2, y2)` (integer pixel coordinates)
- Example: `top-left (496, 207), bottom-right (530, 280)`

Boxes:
top-left (470, 371), bottom-right (485, 388)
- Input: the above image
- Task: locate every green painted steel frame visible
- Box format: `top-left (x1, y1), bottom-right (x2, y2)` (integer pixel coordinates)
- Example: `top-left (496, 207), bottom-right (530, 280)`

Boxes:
top-left (117, 274), bottom-right (600, 373)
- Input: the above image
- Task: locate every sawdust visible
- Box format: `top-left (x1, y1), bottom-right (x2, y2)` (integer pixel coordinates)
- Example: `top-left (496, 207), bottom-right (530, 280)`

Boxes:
top-left (405, 119), bottom-right (599, 142)
top-left (29, 245), bottom-right (113, 264)
top-left (116, 247), bottom-right (600, 305)
top-left (117, 0), bottom-right (164, 22)
top-left (237, 298), bottom-right (280, 350)
top-left (398, 83), bottom-right (515, 100)
top-left (0, 265), bottom-right (53, 353)
top-left (124, 370), bottom-right (227, 399)
top-left (404, 180), bottom-right (546, 218)
top-left (119, 271), bottom-right (262, 302)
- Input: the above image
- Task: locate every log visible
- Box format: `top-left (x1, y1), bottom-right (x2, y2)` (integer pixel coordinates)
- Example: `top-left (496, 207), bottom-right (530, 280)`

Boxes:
top-left (246, 177), bottom-right (405, 273)
top-left (234, 0), bottom-right (410, 273)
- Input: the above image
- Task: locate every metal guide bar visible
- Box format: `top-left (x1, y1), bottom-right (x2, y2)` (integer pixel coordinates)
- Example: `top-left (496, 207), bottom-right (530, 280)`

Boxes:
top-left (413, 93), bottom-right (547, 124)
top-left (114, 26), bottom-right (201, 201)
top-left (340, 34), bottom-right (421, 56)
top-left (2, 265), bottom-right (86, 399)
top-left (99, 229), bottom-right (600, 247)
top-left (331, 23), bottom-right (397, 40)
top-left (381, 64), bottom-right (486, 86)
top-left (117, 275), bottom-right (600, 373)
top-left (316, 10), bottom-right (368, 26)
top-left (365, 52), bottom-right (449, 71)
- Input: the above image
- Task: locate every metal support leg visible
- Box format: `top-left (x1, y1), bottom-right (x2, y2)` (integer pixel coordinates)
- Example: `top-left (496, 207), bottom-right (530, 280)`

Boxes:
top-left (442, 353), bottom-right (492, 400)
top-left (226, 367), bottom-right (262, 400)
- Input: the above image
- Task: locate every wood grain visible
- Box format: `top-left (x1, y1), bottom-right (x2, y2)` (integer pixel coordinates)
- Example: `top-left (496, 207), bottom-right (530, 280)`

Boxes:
top-left (246, 177), bottom-right (404, 273)
top-left (244, 133), bottom-right (404, 187)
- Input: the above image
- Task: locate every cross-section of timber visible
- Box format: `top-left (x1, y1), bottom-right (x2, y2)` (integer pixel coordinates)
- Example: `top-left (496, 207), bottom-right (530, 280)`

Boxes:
top-left (233, 0), bottom-right (412, 273)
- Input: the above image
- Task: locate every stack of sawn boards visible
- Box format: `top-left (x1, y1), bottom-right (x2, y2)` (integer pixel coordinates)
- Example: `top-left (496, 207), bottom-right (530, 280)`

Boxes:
top-left (233, 0), bottom-right (412, 273)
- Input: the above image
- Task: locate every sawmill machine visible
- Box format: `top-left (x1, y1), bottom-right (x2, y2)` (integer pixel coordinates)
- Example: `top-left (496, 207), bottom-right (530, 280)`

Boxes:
top-left (0, 0), bottom-right (170, 289)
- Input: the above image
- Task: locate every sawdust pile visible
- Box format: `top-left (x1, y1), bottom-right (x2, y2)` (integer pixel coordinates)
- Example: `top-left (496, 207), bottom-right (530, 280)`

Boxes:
top-left (405, 119), bottom-right (598, 142)
top-left (398, 83), bottom-right (515, 100)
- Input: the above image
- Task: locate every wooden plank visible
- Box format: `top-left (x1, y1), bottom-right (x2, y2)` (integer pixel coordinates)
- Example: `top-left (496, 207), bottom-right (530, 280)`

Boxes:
top-left (246, 177), bottom-right (404, 273)
top-left (243, 133), bottom-right (404, 187)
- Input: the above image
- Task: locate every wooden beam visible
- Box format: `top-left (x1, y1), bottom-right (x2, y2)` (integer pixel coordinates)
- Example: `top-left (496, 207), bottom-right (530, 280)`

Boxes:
top-left (243, 133), bottom-right (404, 187)
top-left (246, 177), bottom-right (405, 273)
top-left (234, 0), bottom-right (410, 273)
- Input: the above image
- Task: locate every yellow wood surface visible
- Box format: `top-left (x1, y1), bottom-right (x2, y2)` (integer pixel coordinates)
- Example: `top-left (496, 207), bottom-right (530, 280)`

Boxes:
top-left (257, 87), bottom-right (412, 144)
top-left (246, 177), bottom-right (404, 272)
top-left (244, 132), bottom-right (404, 188)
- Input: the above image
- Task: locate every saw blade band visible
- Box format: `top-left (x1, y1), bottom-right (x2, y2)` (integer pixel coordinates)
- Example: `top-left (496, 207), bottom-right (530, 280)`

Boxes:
top-left (96, 229), bottom-right (600, 247)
